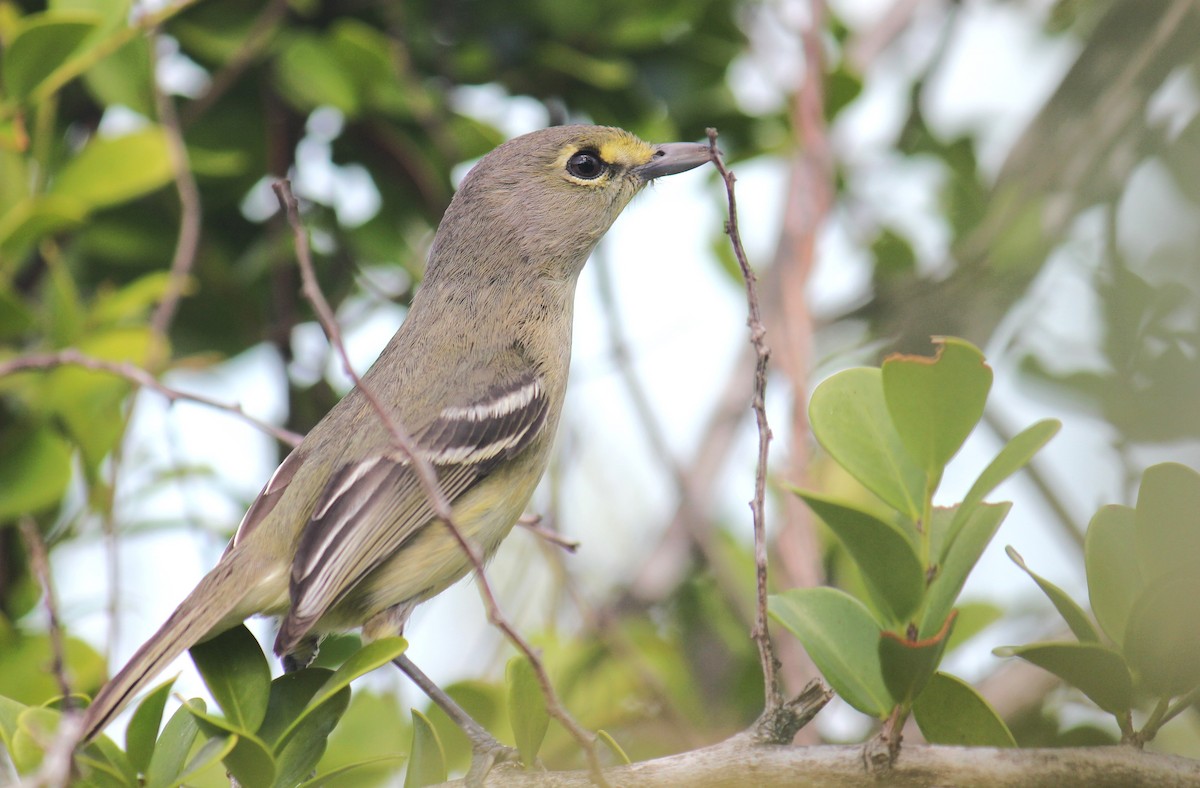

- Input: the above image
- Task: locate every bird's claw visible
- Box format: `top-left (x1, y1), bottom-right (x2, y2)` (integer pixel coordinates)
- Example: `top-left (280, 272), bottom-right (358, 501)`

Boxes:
top-left (464, 739), bottom-right (520, 787)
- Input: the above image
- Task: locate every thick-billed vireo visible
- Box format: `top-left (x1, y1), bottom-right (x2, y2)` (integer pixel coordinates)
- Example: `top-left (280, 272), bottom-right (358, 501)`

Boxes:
top-left (80, 124), bottom-right (710, 744)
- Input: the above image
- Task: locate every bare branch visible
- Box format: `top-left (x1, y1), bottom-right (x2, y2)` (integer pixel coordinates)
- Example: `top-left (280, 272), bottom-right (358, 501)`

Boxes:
top-left (18, 519), bottom-right (72, 706)
top-left (149, 43), bottom-right (203, 339)
top-left (271, 180), bottom-right (608, 785)
top-left (705, 129), bottom-right (784, 722)
top-left (179, 0), bottom-right (288, 126)
top-left (517, 515), bottom-right (580, 553)
top-left (0, 350), bottom-right (302, 446)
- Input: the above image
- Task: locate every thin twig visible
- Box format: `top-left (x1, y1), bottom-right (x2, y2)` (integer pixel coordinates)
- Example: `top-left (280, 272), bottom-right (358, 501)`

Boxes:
top-left (149, 43), bottom-right (203, 339)
top-left (179, 0), bottom-right (288, 126)
top-left (271, 180), bottom-right (609, 786)
top-left (19, 519), bottom-right (72, 706)
top-left (0, 351), bottom-right (303, 447)
top-left (705, 129), bottom-right (782, 714)
top-left (517, 514), bottom-right (580, 553)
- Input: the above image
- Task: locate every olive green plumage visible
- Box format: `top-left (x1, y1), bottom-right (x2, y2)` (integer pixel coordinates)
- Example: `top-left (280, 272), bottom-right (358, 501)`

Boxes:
top-left (81, 125), bottom-right (709, 741)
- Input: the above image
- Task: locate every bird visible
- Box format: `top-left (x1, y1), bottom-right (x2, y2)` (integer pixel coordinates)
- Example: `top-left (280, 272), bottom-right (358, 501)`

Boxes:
top-left (80, 124), bottom-right (711, 745)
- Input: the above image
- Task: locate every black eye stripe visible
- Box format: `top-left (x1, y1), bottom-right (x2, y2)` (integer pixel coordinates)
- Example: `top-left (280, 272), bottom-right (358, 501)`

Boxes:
top-left (566, 150), bottom-right (606, 180)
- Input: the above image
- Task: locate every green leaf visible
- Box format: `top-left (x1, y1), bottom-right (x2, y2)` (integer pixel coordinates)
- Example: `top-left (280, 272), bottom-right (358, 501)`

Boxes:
top-left (276, 637), bottom-right (407, 749)
top-left (1134, 462), bottom-right (1200, 581)
top-left (76, 733), bottom-right (138, 788)
top-left (12, 706), bottom-right (59, 773)
top-left (82, 35), bottom-right (154, 117)
top-left (273, 685), bottom-right (351, 788)
top-left (90, 271), bottom-right (173, 326)
top-left (0, 631), bottom-right (106, 707)
top-left (257, 668), bottom-right (334, 747)
top-left (809, 367), bottom-right (926, 520)
top-left (1006, 546), bottom-right (1099, 643)
top-left (0, 694), bottom-right (25, 751)
top-left (1085, 505), bottom-right (1142, 647)
top-left (769, 588), bottom-right (892, 717)
top-left (0, 196), bottom-right (87, 263)
top-left (879, 611), bottom-right (956, 706)
top-left (299, 756), bottom-right (408, 787)
top-left (995, 642), bottom-right (1132, 716)
top-left (189, 625), bottom-right (272, 733)
top-left (172, 735), bottom-right (239, 788)
top-left (881, 337), bottom-right (992, 480)
top-left (913, 672), bottom-right (1016, 747)
top-left (506, 656), bottom-right (549, 768)
top-left (404, 709), bottom-right (447, 788)
top-left (596, 730), bottom-right (631, 765)
top-left (145, 701), bottom-right (204, 788)
top-left (273, 33), bottom-right (362, 116)
top-left (125, 676), bottom-right (176, 775)
top-left (49, 127), bottom-right (172, 210)
top-left (315, 689), bottom-right (409, 780)
top-left (921, 502), bottom-right (1011, 638)
top-left (3, 12), bottom-right (99, 101)
top-left (795, 489), bottom-right (925, 623)
top-left (936, 419), bottom-right (1060, 563)
top-left (182, 699), bottom-right (276, 788)
top-left (1122, 570), bottom-right (1200, 697)
top-left (0, 424), bottom-right (73, 520)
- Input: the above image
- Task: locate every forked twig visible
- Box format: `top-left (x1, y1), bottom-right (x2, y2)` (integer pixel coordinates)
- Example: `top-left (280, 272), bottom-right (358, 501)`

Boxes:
top-left (706, 130), bottom-right (836, 741)
top-left (0, 350), bottom-right (302, 447)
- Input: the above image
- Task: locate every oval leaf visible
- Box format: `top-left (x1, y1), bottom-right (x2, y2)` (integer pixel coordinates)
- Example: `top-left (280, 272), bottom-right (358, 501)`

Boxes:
top-left (257, 668), bottom-right (334, 747)
top-left (1085, 505), bottom-right (1142, 647)
top-left (273, 685), bottom-right (351, 788)
top-left (1123, 570), bottom-right (1200, 697)
top-left (125, 676), bottom-right (177, 774)
top-left (795, 489), bottom-right (925, 623)
top-left (936, 419), bottom-right (1060, 563)
top-left (0, 425), bottom-right (73, 520)
top-left (49, 127), bottom-right (172, 210)
top-left (921, 502), bottom-right (1011, 638)
top-left (995, 642), bottom-right (1132, 716)
top-left (182, 700), bottom-right (276, 788)
top-left (879, 611), bottom-right (956, 706)
top-left (146, 701), bottom-right (204, 788)
top-left (913, 672), bottom-right (1016, 747)
top-left (1134, 462), bottom-right (1200, 581)
top-left (882, 337), bottom-right (992, 478)
top-left (506, 656), bottom-right (549, 768)
top-left (769, 588), bottom-right (893, 717)
top-left (404, 709), bottom-right (446, 788)
top-left (189, 624), bottom-right (271, 733)
top-left (809, 367), bottom-right (925, 520)
top-left (3, 13), bottom-right (98, 100)
top-left (276, 637), bottom-right (407, 749)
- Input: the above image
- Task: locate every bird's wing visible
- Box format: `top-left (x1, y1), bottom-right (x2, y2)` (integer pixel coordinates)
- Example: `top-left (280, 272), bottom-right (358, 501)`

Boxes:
top-left (275, 371), bottom-right (550, 654)
top-left (228, 446), bottom-right (307, 552)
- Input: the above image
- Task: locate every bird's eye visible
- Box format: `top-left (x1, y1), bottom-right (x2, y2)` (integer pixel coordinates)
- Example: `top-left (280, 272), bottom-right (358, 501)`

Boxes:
top-left (566, 150), bottom-right (606, 180)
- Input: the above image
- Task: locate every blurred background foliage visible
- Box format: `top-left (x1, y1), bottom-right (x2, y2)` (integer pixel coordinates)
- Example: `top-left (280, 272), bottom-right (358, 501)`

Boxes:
top-left (1, 0), bottom-right (1200, 782)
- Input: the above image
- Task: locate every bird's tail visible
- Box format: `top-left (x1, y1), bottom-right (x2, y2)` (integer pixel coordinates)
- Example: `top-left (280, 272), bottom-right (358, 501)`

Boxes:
top-left (80, 553), bottom-right (262, 743)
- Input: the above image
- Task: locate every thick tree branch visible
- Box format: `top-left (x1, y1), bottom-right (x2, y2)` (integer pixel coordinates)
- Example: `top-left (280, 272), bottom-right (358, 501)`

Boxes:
top-left (449, 738), bottom-right (1200, 788)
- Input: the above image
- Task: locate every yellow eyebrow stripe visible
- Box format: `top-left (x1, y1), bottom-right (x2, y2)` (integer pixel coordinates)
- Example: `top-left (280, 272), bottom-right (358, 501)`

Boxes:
top-left (598, 137), bottom-right (655, 168)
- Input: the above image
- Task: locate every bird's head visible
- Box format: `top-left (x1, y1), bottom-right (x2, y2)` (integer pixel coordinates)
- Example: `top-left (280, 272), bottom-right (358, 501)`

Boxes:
top-left (427, 125), bottom-right (710, 282)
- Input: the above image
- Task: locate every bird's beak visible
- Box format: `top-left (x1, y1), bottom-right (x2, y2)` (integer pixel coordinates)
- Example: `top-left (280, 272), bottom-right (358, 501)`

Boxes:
top-left (634, 142), bottom-right (712, 181)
